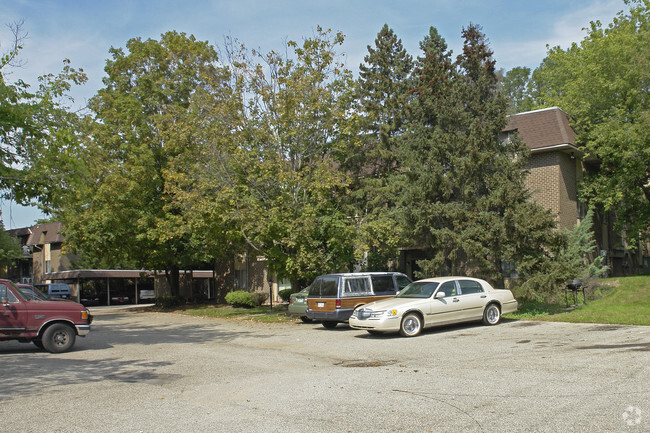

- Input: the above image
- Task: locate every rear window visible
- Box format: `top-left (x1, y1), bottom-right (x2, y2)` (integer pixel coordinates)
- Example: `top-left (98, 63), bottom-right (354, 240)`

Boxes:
top-left (50, 283), bottom-right (70, 293)
top-left (308, 276), bottom-right (339, 297)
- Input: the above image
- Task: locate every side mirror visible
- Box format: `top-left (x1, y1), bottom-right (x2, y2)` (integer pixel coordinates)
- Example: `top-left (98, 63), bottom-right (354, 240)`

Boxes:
top-left (435, 291), bottom-right (446, 299)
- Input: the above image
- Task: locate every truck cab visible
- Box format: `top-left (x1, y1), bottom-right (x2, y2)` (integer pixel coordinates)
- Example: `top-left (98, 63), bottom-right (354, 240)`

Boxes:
top-left (0, 280), bottom-right (92, 353)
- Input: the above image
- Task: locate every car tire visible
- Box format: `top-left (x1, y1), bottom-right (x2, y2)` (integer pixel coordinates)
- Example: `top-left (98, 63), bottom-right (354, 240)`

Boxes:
top-left (299, 316), bottom-right (313, 323)
top-left (42, 323), bottom-right (76, 353)
top-left (322, 321), bottom-right (338, 329)
top-left (400, 312), bottom-right (423, 337)
top-left (482, 303), bottom-right (501, 325)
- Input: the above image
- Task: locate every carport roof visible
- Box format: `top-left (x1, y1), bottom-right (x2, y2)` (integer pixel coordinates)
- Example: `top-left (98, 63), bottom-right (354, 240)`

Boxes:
top-left (45, 269), bottom-right (215, 280)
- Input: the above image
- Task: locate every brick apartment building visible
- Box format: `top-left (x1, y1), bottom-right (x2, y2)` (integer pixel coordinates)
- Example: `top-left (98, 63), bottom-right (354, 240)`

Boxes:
top-left (504, 106), bottom-right (584, 230)
top-left (505, 107), bottom-right (647, 275)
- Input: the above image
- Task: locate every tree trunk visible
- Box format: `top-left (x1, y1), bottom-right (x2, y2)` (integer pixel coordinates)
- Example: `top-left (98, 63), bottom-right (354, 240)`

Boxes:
top-left (166, 265), bottom-right (181, 298)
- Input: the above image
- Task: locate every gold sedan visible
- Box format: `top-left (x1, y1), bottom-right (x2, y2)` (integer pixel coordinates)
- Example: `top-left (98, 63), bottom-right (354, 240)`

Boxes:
top-left (349, 276), bottom-right (518, 337)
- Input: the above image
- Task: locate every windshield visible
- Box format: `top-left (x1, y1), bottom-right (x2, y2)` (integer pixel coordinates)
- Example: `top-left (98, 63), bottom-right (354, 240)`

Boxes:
top-left (14, 285), bottom-right (48, 301)
top-left (395, 281), bottom-right (439, 299)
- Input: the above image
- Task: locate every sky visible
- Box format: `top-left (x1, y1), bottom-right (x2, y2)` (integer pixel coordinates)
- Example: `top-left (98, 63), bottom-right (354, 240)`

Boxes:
top-left (0, 0), bottom-right (628, 229)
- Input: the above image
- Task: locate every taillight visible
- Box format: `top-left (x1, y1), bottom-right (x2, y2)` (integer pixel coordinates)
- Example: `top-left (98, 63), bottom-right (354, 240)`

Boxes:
top-left (336, 299), bottom-right (341, 309)
top-left (289, 297), bottom-right (293, 304)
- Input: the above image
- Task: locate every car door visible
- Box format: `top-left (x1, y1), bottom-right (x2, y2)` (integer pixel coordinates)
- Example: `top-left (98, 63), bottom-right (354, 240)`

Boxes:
top-left (428, 280), bottom-right (463, 324)
top-left (0, 283), bottom-right (27, 336)
top-left (456, 279), bottom-right (488, 320)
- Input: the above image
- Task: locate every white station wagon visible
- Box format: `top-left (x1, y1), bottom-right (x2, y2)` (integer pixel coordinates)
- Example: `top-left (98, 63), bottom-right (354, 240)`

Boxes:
top-left (349, 276), bottom-right (518, 337)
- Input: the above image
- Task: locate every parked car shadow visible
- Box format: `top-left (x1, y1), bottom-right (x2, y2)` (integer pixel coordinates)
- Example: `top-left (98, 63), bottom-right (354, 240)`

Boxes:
top-left (352, 320), bottom-right (494, 339)
top-left (0, 310), bottom-right (277, 400)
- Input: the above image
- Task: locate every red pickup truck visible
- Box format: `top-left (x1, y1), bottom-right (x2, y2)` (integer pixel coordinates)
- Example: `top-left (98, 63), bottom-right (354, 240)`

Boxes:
top-left (0, 279), bottom-right (92, 353)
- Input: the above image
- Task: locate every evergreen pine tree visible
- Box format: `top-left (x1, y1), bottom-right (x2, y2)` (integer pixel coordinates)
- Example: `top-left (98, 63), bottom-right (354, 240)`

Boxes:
top-left (400, 25), bottom-right (559, 286)
top-left (350, 25), bottom-right (413, 269)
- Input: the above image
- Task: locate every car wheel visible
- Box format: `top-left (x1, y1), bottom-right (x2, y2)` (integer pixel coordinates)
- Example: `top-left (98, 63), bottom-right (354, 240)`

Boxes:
top-left (42, 323), bottom-right (76, 353)
top-left (322, 321), bottom-right (338, 329)
top-left (483, 303), bottom-right (501, 325)
top-left (299, 316), bottom-right (313, 323)
top-left (400, 313), bottom-right (422, 337)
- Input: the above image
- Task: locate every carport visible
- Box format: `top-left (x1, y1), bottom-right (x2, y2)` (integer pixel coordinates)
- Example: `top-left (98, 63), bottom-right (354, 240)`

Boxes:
top-left (44, 269), bottom-right (156, 306)
top-left (45, 269), bottom-right (217, 306)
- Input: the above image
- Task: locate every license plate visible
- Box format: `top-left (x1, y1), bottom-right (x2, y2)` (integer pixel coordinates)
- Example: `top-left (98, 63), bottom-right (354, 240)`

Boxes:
top-left (297, 298), bottom-right (304, 303)
top-left (317, 302), bottom-right (325, 308)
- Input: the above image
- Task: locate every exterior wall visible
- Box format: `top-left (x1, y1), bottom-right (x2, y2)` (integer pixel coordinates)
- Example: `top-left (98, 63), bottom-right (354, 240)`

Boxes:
top-left (32, 250), bottom-right (45, 284)
top-left (50, 244), bottom-right (76, 273)
top-left (525, 151), bottom-right (579, 230)
top-left (526, 152), bottom-right (561, 221)
top-left (557, 152), bottom-right (579, 230)
top-left (154, 272), bottom-right (209, 300)
top-left (32, 244), bottom-right (77, 284)
top-left (249, 256), bottom-right (268, 291)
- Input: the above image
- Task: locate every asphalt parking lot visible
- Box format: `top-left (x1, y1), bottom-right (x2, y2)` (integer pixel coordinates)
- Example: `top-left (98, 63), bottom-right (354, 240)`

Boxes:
top-left (1, 308), bottom-right (648, 433)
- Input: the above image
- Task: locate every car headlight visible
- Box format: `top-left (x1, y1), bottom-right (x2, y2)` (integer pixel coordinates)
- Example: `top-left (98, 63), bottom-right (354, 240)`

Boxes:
top-left (367, 309), bottom-right (398, 318)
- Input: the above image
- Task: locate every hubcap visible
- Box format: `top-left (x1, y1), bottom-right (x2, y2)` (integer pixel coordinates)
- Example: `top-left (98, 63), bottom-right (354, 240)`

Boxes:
top-left (487, 306), bottom-right (499, 323)
top-left (403, 316), bottom-right (420, 335)
top-left (54, 331), bottom-right (69, 346)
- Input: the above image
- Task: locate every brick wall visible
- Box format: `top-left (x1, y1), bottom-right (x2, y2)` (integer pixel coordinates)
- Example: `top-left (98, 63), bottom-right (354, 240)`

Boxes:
top-left (525, 151), bottom-right (579, 230)
top-left (557, 152), bottom-right (579, 229)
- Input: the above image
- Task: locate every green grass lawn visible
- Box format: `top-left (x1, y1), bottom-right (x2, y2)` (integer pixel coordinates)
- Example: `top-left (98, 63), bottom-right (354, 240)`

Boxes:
top-left (180, 303), bottom-right (297, 323)
top-left (505, 275), bottom-right (650, 326)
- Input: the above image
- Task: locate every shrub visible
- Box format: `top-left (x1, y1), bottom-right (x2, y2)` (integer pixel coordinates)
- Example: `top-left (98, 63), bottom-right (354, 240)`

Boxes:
top-left (190, 292), bottom-right (209, 303)
top-left (155, 296), bottom-right (182, 308)
top-left (225, 290), bottom-right (256, 308)
top-left (516, 209), bottom-right (609, 302)
top-left (279, 289), bottom-right (293, 302)
top-left (250, 292), bottom-right (268, 306)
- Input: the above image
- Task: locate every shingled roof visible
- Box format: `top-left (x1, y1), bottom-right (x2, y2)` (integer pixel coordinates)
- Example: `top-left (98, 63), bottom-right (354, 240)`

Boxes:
top-left (505, 107), bottom-right (579, 152)
top-left (26, 222), bottom-right (64, 246)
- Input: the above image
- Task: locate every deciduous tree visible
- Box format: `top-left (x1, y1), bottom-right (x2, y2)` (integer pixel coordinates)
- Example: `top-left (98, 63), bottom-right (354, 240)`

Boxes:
top-left (199, 28), bottom-right (358, 289)
top-left (0, 21), bottom-right (87, 210)
top-left (58, 31), bottom-right (232, 297)
top-left (530, 0), bottom-right (650, 264)
top-left (500, 66), bottom-right (534, 114)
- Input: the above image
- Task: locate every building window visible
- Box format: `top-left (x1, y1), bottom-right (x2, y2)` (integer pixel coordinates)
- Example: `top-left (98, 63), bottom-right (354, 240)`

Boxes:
top-left (235, 268), bottom-right (248, 290)
top-left (577, 200), bottom-right (587, 220)
top-left (44, 260), bottom-right (51, 274)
